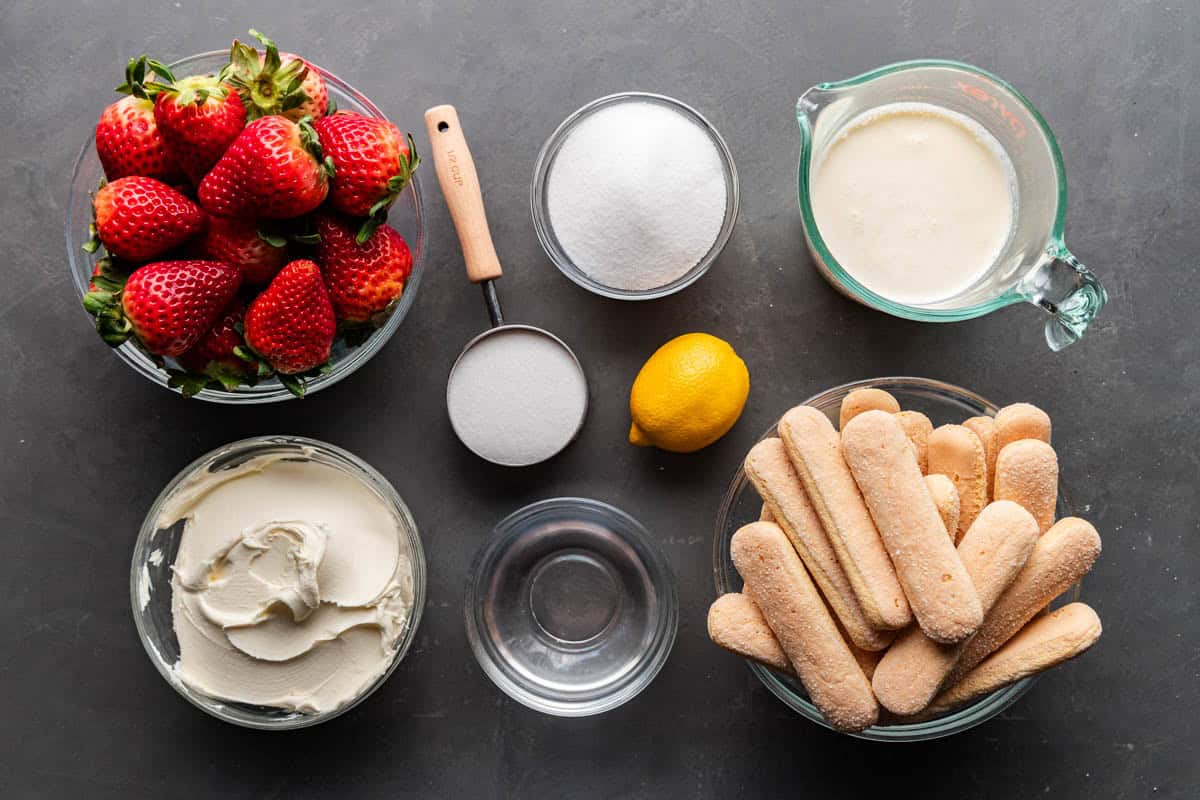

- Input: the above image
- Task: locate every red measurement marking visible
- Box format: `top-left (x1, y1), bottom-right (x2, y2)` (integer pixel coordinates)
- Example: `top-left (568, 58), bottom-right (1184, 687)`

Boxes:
top-left (956, 80), bottom-right (1027, 139)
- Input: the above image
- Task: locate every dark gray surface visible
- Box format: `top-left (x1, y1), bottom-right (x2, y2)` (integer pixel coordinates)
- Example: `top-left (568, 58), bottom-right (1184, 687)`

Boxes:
top-left (2, 1), bottom-right (1197, 797)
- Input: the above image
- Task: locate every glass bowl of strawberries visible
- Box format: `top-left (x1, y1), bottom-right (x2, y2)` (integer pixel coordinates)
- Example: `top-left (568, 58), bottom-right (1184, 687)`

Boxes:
top-left (66, 32), bottom-right (425, 402)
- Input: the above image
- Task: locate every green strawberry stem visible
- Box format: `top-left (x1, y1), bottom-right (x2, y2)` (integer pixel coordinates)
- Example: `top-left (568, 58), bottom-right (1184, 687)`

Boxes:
top-left (278, 373), bottom-right (306, 398)
top-left (166, 370), bottom-right (213, 398)
top-left (256, 229), bottom-right (289, 248)
top-left (297, 116), bottom-right (336, 178)
top-left (222, 29), bottom-right (312, 120)
top-left (82, 255), bottom-right (133, 346)
top-left (115, 54), bottom-right (175, 99)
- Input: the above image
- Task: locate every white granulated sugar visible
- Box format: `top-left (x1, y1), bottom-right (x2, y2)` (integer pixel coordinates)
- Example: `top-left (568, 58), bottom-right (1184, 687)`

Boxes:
top-left (447, 328), bottom-right (588, 466)
top-left (546, 100), bottom-right (728, 291)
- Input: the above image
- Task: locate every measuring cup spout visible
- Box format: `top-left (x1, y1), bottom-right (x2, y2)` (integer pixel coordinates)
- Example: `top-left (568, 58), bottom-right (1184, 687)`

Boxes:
top-left (796, 87), bottom-right (836, 125)
top-left (1015, 243), bottom-right (1107, 351)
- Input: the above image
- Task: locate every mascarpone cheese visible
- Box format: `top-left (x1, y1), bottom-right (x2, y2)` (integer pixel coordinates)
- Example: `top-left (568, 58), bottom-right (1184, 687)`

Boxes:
top-left (161, 453), bottom-right (414, 714)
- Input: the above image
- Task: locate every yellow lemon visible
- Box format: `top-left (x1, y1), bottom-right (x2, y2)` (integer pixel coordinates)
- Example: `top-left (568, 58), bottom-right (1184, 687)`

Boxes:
top-left (629, 333), bottom-right (750, 453)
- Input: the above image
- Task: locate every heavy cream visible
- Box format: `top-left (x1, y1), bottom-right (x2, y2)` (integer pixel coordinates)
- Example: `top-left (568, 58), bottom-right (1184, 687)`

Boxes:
top-left (810, 102), bottom-right (1016, 305)
top-left (159, 454), bottom-right (414, 714)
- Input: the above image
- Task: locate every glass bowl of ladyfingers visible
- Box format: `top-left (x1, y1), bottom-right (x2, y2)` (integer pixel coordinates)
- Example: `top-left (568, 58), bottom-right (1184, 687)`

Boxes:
top-left (710, 377), bottom-right (1102, 741)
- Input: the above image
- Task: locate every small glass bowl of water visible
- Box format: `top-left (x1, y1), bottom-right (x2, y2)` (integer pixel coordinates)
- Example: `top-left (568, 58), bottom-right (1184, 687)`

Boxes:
top-left (465, 497), bottom-right (678, 716)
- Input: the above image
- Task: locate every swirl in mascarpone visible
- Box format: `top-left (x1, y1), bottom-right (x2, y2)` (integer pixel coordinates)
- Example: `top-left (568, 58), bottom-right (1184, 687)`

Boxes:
top-left (159, 453), bottom-right (413, 714)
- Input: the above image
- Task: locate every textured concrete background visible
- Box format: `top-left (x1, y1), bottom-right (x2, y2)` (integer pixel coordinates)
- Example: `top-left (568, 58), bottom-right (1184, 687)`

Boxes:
top-left (2, 1), bottom-right (1197, 797)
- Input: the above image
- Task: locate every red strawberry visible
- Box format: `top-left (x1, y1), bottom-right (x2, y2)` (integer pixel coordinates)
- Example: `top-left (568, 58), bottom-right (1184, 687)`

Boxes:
top-left (173, 297), bottom-right (258, 394)
top-left (95, 95), bottom-right (185, 183)
top-left (198, 115), bottom-right (332, 219)
top-left (95, 56), bottom-right (185, 182)
top-left (202, 216), bottom-right (290, 285)
top-left (89, 177), bottom-right (207, 262)
top-left (314, 111), bottom-right (419, 238)
top-left (315, 214), bottom-right (412, 323)
top-left (244, 260), bottom-right (336, 381)
top-left (152, 68), bottom-right (246, 184)
top-left (81, 259), bottom-right (241, 357)
top-left (223, 30), bottom-right (328, 122)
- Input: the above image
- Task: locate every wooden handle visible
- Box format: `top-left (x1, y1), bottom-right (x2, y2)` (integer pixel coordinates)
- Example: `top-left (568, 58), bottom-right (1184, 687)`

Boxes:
top-left (424, 105), bottom-right (503, 283)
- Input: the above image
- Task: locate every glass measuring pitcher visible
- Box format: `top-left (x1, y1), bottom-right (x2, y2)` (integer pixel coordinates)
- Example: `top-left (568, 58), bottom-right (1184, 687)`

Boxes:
top-left (797, 60), bottom-right (1106, 350)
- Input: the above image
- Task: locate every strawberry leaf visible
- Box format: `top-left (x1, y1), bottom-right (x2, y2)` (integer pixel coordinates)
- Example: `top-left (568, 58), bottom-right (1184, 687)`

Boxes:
top-left (167, 370), bottom-right (212, 398)
top-left (256, 228), bottom-right (289, 249)
top-left (278, 373), bottom-right (306, 398)
top-left (82, 224), bottom-right (101, 254)
top-left (225, 30), bottom-right (314, 120)
top-left (146, 59), bottom-right (176, 84)
top-left (355, 214), bottom-right (384, 245)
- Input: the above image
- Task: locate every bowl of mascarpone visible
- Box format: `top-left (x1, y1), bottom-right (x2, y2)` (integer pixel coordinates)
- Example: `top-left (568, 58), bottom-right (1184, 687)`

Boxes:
top-left (131, 436), bottom-right (425, 729)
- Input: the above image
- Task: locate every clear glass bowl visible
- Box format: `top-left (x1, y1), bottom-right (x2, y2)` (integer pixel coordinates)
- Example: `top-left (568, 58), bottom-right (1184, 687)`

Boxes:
top-left (712, 377), bottom-right (1081, 741)
top-left (65, 51), bottom-right (426, 403)
top-left (465, 498), bottom-right (678, 716)
top-left (530, 92), bottom-right (739, 300)
top-left (131, 435), bottom-right (427, 729)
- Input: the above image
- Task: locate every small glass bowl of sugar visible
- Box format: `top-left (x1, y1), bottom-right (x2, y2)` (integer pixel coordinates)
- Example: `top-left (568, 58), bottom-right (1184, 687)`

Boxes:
top-left (531, 92), bottom-right (739, 300)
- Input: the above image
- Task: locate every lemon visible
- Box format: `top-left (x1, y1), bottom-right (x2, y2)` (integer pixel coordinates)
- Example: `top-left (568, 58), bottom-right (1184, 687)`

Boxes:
top-left (628, 333), bottom-right (750, 453)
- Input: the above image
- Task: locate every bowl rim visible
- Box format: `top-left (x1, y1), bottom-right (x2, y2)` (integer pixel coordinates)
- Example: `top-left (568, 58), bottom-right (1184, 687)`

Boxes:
top-left (66, 50), bottom-right (426, 403)
top-left (529, 91), bottom-right (740, 301)
top-left (712, 376), bottom-right (1078, 741)
top-left (464, 496), bottom-right (679, 717)
top-left (129, 434), bottom-right (427, 729)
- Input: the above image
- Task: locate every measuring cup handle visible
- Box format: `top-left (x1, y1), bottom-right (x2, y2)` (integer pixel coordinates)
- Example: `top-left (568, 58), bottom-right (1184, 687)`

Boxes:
top-left (1016, 243), bottom-right (1108, 351)
top-left (424, 105), bottom-right (503, 283)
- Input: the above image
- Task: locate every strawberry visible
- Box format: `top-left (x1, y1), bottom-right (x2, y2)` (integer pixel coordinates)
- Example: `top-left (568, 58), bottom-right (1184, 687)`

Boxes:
top-left (87, 176), bottom-right (207, 262)
top-left (95, 57), bottom-right (187, 182)
top-left (223, 30), bottom-right (328, 122)
top-left (315, 214), bottom-right (412, 323)
top-left (122, 260), bottom-right (242, 356)
top-left (170, 297), bottom-right (260, 395)
top-left (244, 260), bottom-right (336, 386)
top-left (82, 259), bottom-right (241, 357)
top-left (150, 65), bottom-right (246, 184)
top-left (314, 111), bottom-right (420, 240)
top-left (202, 216), bottom-right (290, 285)
top-left (198, 115), bottom-right (333, 219)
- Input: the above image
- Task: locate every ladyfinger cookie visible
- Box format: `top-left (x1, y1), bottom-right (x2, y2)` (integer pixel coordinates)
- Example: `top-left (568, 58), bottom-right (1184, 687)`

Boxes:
top-left (839, 388), bottom-right (900, 430)
top-left (730, 521), bottom-right (879, 731)
top-left (927, 424), bottom-right (988, 544)
top-left (870, 501), bottom-right (1039, 715)
top-left (710, 589), bottom-right (885, 681)
top-left (924, 473), bottom-right (960, 541)
top-left (744, 439), bottom-right (893, 651)
top-left (895, 410), bottom-right (934, 473)
top-left (994, 439), bottom-right (1058, 534)
top-left (707, 593), bottom-right (793, 675)
top-left (948, 517), bottom-right (1101, 685)
top-left (779, 406), bottom-right (911, 631)
top-left (995, 402), bottom-right (1051, 451)
top-left (962, 416), bottom-right (997, 500)
top-left (809, 584), bottom-right (885, 680)
top-left (841, 410), bottom-right (983, 644)
top-left (925, 603), bottom-right (1101, 718)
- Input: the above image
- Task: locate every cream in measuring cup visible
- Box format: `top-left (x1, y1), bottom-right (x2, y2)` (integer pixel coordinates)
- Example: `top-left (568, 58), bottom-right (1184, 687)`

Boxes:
top-left (797, 60), bottom-right (1106, 350)
top-left (810, 103), bottom-right (1016, 305)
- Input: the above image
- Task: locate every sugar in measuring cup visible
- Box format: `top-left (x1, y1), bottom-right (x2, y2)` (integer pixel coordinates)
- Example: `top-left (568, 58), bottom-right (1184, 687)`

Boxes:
top-left (426, 105), bottom-right (588, 467)
top-left (797, 60), bottom-right (1106, 350)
